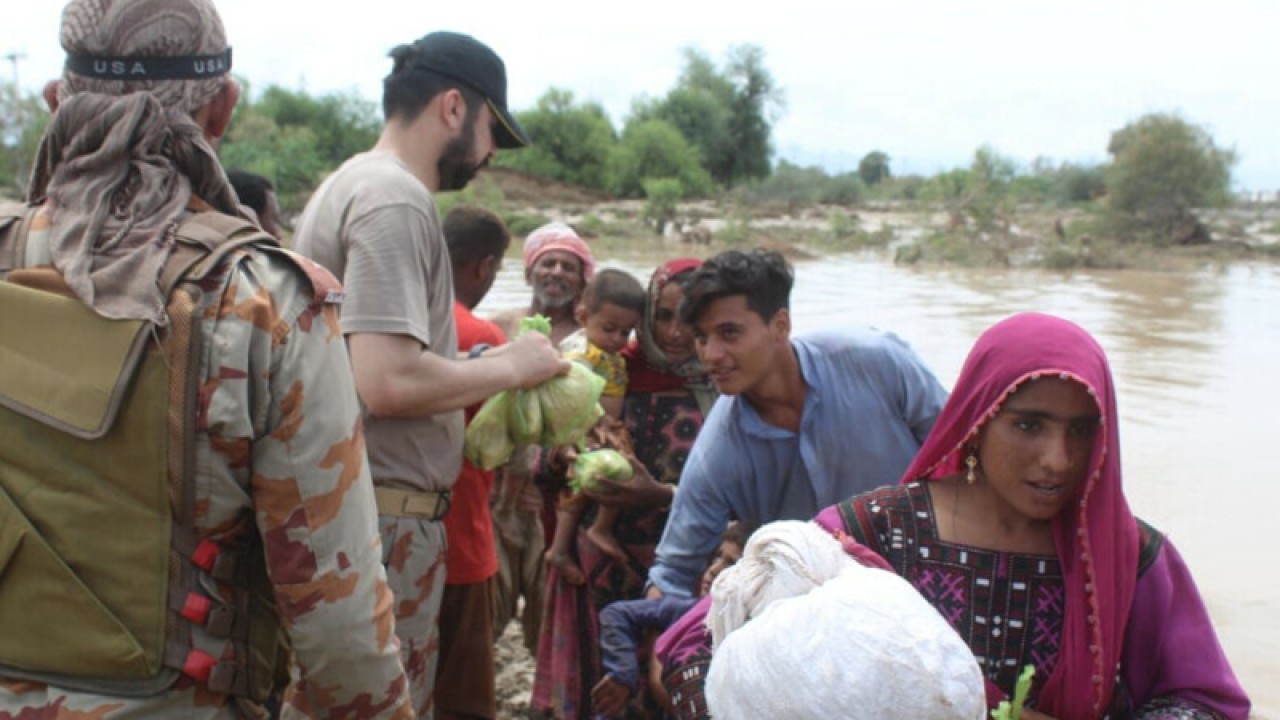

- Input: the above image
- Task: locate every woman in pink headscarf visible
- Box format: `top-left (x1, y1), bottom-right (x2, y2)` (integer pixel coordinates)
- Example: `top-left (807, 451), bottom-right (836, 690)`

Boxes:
top-left (814, 313), bottom-right (1249, 719)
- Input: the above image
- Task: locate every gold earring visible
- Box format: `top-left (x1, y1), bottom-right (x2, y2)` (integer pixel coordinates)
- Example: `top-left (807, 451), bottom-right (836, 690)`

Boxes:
top-left (965, 453), bottom-right (978, 485)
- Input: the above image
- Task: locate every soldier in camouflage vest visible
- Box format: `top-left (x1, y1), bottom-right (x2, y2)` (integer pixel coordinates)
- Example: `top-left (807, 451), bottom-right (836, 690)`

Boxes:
top-left (0, 0), bottom-right (412, 718)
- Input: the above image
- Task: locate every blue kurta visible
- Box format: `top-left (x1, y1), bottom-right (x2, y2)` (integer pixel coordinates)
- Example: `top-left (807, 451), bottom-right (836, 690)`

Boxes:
top-left (648, 327), bottom-right (947, 596)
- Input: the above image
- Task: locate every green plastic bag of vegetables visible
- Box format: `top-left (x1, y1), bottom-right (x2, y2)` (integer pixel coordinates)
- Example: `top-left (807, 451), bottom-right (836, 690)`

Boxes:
top-left (463, 315), bottom-right (552, 467)
top-left (464, 390), bottom-right (515, 471)
top-left (569, 449), bottom-right (634, 494)
top-left (462, 314), bottom-right (607, 468)
top-left (538, 363), bottom-right (606, 447)
top-left (508, 388), bottom-right (543, 446)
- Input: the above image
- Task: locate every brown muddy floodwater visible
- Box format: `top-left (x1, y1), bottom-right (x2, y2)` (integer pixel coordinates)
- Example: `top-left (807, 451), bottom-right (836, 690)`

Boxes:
top-left (479, 250), bottom-right (1280, 718)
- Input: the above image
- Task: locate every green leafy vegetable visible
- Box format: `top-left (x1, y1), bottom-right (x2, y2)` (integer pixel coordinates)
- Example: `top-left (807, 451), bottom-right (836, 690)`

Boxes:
top-left (519, 314), bottom-right (552, 337)
top-left (460, 316), bottom-right (607, 468)
top-left (508, 388), bottom-right (543, 446)
top-left (538, 363), bottom-right (606, 446)
top-left (569, 449), bottom-right (634, 493)
top-left (463, 391), bottom-right (515, 471)
top-left (990, 665), bottom-right (1035, 720)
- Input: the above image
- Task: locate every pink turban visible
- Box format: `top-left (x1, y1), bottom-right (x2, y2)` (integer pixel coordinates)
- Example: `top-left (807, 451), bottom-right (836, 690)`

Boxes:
top-left (522, 222), bottom-right (595, 281)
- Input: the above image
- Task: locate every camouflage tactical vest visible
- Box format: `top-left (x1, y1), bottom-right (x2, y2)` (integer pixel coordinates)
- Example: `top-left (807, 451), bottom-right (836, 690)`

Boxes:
top-left (0, 201), bottom-right (289, 702)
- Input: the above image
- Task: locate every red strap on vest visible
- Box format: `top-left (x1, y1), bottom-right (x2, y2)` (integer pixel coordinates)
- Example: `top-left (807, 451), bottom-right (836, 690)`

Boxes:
top-left (182, 649), bottom-right (218, 683)
top-left (180, 593), bottom-right (212, 625)
top-left (192, 538), bottom-right (219, 572)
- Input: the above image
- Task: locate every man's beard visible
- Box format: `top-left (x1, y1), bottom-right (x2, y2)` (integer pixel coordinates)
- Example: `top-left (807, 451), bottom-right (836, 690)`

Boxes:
top-left (533, 279), bottom-right (576, 310)
top-left (437, 134), bottom-right (482, 192)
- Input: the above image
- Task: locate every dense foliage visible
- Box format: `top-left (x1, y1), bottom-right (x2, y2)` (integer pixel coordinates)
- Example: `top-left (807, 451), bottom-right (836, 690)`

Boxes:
top-left (0, 86), bottom-right (49, 196)
top-left (495, 88), bottom-right (616, 189)
top-left (219, 81), bottom-right (381, 203)
top-left (858, 151), bottom-right (891, 186)
top-left (1104, 113), bottom-right (1235, 239)
top-left (0, 56), bottom-right (1250, 254)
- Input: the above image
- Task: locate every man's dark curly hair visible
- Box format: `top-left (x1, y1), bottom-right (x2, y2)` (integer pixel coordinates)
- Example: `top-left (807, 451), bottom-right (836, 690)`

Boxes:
top-left (679, 249), bottom-right (794, 327)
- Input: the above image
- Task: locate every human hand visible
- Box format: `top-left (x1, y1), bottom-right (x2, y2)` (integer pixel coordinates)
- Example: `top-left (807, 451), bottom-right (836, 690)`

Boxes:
top-left (583, 458), bottom-right (672, 510)
top-left (504, 331), bottom-right (570, 389)
top-left (546, 444), bottom-right (579, 478)
top-left (591, 675), bottom-right (631, 718)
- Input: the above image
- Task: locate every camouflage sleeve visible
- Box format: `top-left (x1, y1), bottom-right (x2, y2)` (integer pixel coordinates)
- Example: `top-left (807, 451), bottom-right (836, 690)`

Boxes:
top-left (205, 249), bottom-right (411, 719)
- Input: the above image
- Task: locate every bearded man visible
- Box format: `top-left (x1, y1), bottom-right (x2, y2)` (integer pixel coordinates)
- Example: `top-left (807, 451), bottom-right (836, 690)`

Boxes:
top-left (490, 221), bottom-right (595, 345)
top-left (293, 32), bottom-right (567, 719)
top-left (487, 222), bottom-right (595, 652)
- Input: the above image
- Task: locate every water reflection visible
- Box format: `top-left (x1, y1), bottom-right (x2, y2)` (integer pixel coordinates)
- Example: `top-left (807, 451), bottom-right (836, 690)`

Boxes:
top-left (478, 251), bottom-right (1279, 717)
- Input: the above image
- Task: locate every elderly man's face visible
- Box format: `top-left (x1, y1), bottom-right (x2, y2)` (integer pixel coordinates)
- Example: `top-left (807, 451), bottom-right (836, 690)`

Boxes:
top-left (529, 249), bottom-right (584, 309)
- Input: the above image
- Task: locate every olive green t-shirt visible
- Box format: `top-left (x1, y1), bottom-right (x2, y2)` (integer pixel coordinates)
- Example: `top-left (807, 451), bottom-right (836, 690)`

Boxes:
top-left (294, 151), bottom-right (462, 492)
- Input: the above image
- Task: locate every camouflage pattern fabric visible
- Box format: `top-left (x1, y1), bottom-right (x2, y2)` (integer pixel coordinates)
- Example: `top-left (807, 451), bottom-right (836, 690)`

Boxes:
top-left (380, 518), bottom-right (446, 719)
top-left (0, 208), bottom-right (413, 720)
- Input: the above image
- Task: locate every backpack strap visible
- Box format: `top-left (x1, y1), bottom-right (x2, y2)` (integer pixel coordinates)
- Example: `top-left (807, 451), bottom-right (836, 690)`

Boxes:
top-left (160, 211), bottom-right (278, 296)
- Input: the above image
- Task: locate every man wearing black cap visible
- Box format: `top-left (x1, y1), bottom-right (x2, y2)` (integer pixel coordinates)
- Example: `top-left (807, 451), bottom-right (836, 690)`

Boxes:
top-left (294, 31), bottom-right (567, 719)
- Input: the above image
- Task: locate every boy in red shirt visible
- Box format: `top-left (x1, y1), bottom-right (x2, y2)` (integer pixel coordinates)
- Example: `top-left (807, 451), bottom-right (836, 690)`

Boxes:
top-left (439, 205), bottom-right (510, 720)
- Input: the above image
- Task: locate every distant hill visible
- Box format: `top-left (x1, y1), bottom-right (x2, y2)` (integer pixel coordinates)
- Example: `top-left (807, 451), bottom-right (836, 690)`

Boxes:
top-left (479, 167), bottom-right (612, 207)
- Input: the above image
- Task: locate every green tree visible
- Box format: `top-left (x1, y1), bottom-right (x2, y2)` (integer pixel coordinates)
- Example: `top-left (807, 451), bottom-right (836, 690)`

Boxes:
top-left (642, 178), bottom-right (683, 235)
top-left (1105, 113), bottom-right (1235, 236)
top-left (721, 45), bottom-right (782, 185)
top-left (496, 88), bottom-right (616, 190)
top-left (966, 146), bottom-right (1017, 230)
top-left (251, 85), bottom-right (380, 168)
top-left (631, 83), bottom-right (731, 181)
top-left (743, 159), bottom-right (863, 207)
top-left (219, 82), bottom-right (379, 203)
top-left (857, 151), bottom-right (891, 186)
top-left (1050, 162), bottom-right (1106, 206)
top-left (219, 111), bottom-right (326, 200)
top-left (0, 86), bottom-right (50, 196)
top-left (636, 45), bottom-right (783, 188)
top-left (606, 118), bottom-right (712, 199)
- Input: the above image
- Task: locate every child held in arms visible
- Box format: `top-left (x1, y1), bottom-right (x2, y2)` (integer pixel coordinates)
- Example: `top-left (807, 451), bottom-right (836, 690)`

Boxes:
top-left (546, 268), bottom-right (647, 584)
top-left (592, 522), bottom-right (752, 718)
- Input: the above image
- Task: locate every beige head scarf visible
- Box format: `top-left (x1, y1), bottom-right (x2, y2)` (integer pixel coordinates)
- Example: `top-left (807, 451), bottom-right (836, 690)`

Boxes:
top-left (28, 0), bottom-right (239, 324)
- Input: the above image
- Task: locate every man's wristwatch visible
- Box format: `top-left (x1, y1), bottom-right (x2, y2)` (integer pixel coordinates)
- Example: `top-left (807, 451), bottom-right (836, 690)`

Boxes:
top-left (467, 343), bottom-right (491, 360)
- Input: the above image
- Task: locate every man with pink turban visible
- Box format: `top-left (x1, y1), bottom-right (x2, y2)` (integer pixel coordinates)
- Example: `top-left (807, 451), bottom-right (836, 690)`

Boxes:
top-left (489, 221), bottom-right (596, 654)
top-left (494, 221), bottom-right (596, 345)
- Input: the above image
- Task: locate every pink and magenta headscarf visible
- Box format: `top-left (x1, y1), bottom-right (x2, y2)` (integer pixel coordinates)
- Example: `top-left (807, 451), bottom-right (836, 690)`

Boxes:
top-left (522, 222), bottom-right (595, 281)
top-left (900, 313), bottom-right (1139, 720)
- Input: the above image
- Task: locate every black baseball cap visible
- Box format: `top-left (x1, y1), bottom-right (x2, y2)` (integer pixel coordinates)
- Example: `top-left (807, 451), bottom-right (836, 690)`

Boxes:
top-left (405, 31), bottom-right (530, 149)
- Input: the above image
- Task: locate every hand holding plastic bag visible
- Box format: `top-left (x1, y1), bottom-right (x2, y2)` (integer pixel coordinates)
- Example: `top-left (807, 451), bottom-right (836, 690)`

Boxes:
top-left (462, 315), bottom-right (606, 470)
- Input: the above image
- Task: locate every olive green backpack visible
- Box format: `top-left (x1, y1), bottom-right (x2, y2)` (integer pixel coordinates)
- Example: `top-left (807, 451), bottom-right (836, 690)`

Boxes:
top-left (0, 201), bottom-right (288, 701)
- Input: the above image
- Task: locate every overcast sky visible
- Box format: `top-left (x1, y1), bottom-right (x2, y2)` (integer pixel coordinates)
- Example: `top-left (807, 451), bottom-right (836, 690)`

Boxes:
top-left (7, 0), bottom-right (1279, 190)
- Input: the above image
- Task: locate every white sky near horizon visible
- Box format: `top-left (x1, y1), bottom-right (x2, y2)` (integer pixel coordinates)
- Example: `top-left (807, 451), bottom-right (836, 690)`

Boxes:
top-left (6, 0), bottom-right (1280, 191)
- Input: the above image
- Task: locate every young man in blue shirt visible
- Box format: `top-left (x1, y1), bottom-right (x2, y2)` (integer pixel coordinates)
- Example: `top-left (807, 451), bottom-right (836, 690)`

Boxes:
top-left (647, 249), bottom-right (948, 598)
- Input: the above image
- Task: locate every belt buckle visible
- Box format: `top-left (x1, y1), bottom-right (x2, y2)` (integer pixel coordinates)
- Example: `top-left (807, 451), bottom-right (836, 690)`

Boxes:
top-left (431, 491), bottom-right (452, 521)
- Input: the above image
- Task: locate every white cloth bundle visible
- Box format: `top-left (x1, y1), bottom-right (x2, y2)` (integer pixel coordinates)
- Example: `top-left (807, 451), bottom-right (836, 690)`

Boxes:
top-left (707, 520), bottom-right (856, 651)
top-left (705, 521), bottom-right (986, 720)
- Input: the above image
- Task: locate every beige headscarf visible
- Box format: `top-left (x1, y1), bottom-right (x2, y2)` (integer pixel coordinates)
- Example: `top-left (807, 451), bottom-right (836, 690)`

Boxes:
top-left (28, 0), bottom-right (239, 324)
